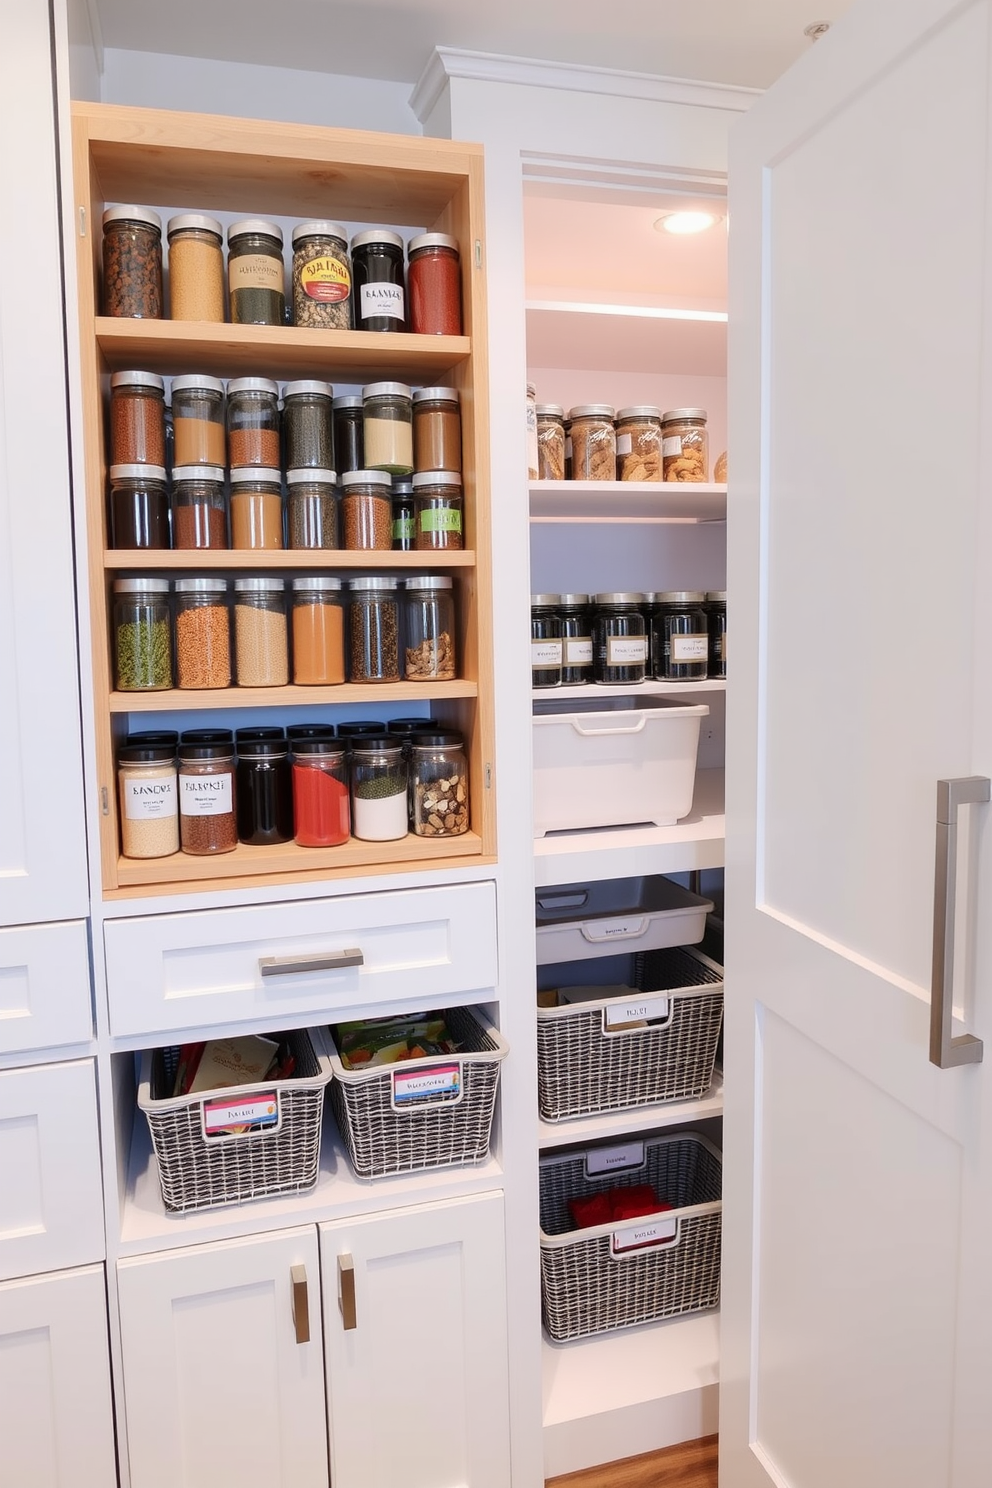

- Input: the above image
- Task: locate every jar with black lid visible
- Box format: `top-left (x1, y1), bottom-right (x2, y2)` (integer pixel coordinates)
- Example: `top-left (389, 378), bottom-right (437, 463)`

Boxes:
top-left (282, 381), bottom-right (334, 469)
top-left (536, 405), bottom-right (566, 482)
top-left (348, 577), bottom-right (400, 682)
top-left (287, 469), bottom-right (339, 549)
top-left (236, 735), bottom-right (293, 845)
top-left (109, 464), bottom-right (170, 549)
top-left (593, 593), bottom-right (647, 685)
top-left (117, 742), bottom-right (178, 859)
top-left (227, 219), bottom-right (285, 326)
top-left (336, 721), bottom-right (386, 748)
top-left (652, 591), bottom-right (709, 681)
top-left (411, 732), bottom-right (469, 837)
top-left (391, 478), bottom-right (415, 550)
top-left (351, 229), bottom-right (406, 332)
top-left (102, 205), bottom-right (163, 318)
top-left (292, 222), bottom-right (352, 329)
top-left (558, 594), bottom-right (593, 684)
top-left (351, 737), bottom-right (408, 841)
top-left (292, 734), bottom-right (350, 847)
top-left (531, 595), bottom-right (562, 689)
top-left (333, 396), bottom-right (364, 474)
top-left (110, 371), bottom-right (166, 465)
top-left (706, 591), bottom-right (727, 679)
top-left (178, 736), bottom-right (237, 855)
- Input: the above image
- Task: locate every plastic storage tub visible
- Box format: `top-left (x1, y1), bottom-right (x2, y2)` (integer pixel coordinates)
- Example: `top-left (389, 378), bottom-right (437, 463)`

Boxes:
top-left (535, 875), bottom-right (712, 965)
top-left (532, 696), bottom-right (708, 836)
top-left (539, 1131), bottom-right (722, 1341)
top-left (137, 1027), bottom-right (332, 1213)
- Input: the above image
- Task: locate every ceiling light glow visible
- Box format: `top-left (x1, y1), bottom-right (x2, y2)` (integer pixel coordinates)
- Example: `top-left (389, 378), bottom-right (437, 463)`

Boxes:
top-left (655, 211), bottom-right (719, 235)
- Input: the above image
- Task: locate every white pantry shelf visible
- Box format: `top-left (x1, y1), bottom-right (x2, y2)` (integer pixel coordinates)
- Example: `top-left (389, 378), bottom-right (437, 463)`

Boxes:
top-left (537, 1071), bottom-right (724, 1151)
top-left (526, 302), bottom-right (727, 378)
top-left (533, 679), bottom-right (725, 702)
top-left (530, 481), bottom-right (726, 524)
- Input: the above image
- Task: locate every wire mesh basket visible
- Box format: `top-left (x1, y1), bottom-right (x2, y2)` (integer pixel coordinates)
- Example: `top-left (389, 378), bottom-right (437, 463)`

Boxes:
top-left (539, 1132), bottom-right (722, 1341)
top-left (536, 947), bottom-right (723, 1121)
top-left (137, 1027), bottom-right (332, 1213)
top-left (327, 1005), bottom-right (508, 1179)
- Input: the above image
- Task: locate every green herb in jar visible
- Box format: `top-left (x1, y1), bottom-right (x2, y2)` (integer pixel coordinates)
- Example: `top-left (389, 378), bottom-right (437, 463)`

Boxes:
top-left (116, 618), bottom-right (171, 690)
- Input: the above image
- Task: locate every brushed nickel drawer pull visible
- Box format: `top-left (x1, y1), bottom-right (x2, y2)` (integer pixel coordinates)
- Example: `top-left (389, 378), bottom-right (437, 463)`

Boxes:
top-left (338, 1253), bottom-right (357, 1331)
top-left (259, 949), bottom-right (364, 977)
top-left (930, 776), bottom-right (989, 1069)
top-left (291, 1264), bottom-right (310, 1345)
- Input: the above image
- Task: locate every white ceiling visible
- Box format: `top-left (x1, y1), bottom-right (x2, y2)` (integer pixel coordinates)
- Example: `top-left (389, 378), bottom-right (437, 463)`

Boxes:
top-left (92, 0), bottom-right (858, 92)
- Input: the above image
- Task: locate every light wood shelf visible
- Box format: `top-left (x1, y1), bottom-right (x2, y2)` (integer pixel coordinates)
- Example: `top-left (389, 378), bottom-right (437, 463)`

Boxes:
top-left (104, 549), bottom-right (476, 570)
top-left (111, 680), bottom-right (478, 713)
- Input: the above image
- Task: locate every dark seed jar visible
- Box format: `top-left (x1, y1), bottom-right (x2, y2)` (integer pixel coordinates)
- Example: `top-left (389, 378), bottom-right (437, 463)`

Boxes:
top-left (531, 595), bottom-right (562, 689)
top-left (333, 395), bottom-right (364, 474)
top-left (351, 229), bottom-right (405, 332)
top-left (109, 463), bottom-right (170, 549)
top-left (236, 735), bottom-right (293, 845)
top-left (706, 591), bottom-right (727, 679)
top-left (652, 591), bottom-right (709, 681)
top-left (292, 221), bottom-right (352, 329)
top-left (102, 205), bottom-right (163, 318)
top-left (593, 592), bottom-right (647, 685)
top-left (558, 593), bottom-right (593, 685)
top-left (287, 469), bottom-right (339, 549)
top-left (391, 478), bottom-right (415, 550)
top-left (227, 219), bottom-right (285, 326)
top-left (282, 380), bottom-right (334, 469)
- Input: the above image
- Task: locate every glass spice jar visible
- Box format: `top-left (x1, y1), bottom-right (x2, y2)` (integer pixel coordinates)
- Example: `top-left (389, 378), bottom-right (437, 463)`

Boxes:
top-left (531, 595), bottom-right (563, 689)
top-left (403, 575), bottom-right (456, 681)
top-left (109, 463), bottom-right (170, 549)
top-left (616, 406), bottom-right (663, 482)
top-left (340, 470), bottom-right (392, 550)
top-left (117, 742), bottom-right (178, 859)
top-left (558, 593), bottom-right (594, 685)
top-left (292, 735), bottom-right (350, 847)
top-left (333, 396), bottom-right (364, 474)
top-left (172, 465), bottom-right (227, 549)
top-left (350, 737), bottom-right (408, 841)
top-left (228, 219), bottom-right (285, 326)
top-left (536, 405), bottom-right (566, 482)
top-left (178, 736), bottom-right (237, 855)
top-left (171, 375), bottom-right (226, 467)
top-left (526, 383), bottom-right (539, 479)
top-left (413, 471), bottom-right (463, 551)
top-left (411, 732), bottom-right (469, 837)
top-left (109, 371), bottom-right (166, 465)
top-left (652, 591), bottom-right (709, 680)
top-left (362, 382), bottom-right (414, 475)
top-left (292, 576), bottom-right (345, 685)
top-left (391, 478), bottom-right (415, 550)
top-left (292, 221), bottom-right (352, 329)
top-left (287, 469), bottom-right (339, 549)
top-left (233, 577), bottom-right (289, 686)
top-left (593, 592), bottom-right (648, 685)
top-left (569, 406), bottom-right (616, 481)
top-left (407, 233), bottom-right (462, 336)
top-left (282, 381), bottom-right (334, 469)
top-left (351, 229), bottom-right (406, 332)
top-left (174, 577), bottom-right (231, 690)
top-left (661, 408), bottom-right (709, 482)
top-left (113, 577), bottom-right (172, 691)
top-left (412, 387), bottom-right (461, 473)
top-left (229, 468), bottom-right (284, 550)
top-left (348, 577), bottom-right (400, 682)
top-left (706, 591), bottom-right (727, 679)
top-left (167, 213), bottom-right (225, 322)
top-left (236, 735), bottom-right (293, 845)
top-left (102, 205), bottom-right (163, 318)
top-left (227, 377), bottom-right (280, 468)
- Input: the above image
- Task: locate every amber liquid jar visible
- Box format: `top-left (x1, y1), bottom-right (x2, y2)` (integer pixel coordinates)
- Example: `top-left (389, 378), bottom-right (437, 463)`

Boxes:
top-left (229, 469), bottom-right (284, 550)
top-left (172, 466), bottom-right (227, 549)
top-left (109, 464), bottom-right (170, 549)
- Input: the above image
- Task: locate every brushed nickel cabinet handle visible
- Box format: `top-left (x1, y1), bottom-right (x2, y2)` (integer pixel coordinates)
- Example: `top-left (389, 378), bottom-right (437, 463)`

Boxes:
top-left (291, 1263), bottom-right (310, 1345)
top-left (338, 1253), bottom-right (357, 1331)
top-left (930, 776), bottom-right (989, 1068)
top-left (259, 949), bottom-right (364, 977)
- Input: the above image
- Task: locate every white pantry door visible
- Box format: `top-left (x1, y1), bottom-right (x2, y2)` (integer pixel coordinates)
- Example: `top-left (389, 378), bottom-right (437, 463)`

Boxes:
top-left (722, 2), bottom-right (992, 1486)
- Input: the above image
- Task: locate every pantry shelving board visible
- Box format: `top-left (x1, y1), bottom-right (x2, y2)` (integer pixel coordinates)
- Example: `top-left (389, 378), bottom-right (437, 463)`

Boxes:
top-left (530, 482), bottom-right (726, 523)
top-left (533, 767), bottom-right (725, 887)
top-left (526, 303), bottom-right (727, 378)
top-left (537, 1071), bottom-right (724, 1151)
top-left (532, 679), bottom-right (725, 701)
top-left (111, 680), bottom-right (479, 713)
top-left (103, 550), bottom-right (476, 570)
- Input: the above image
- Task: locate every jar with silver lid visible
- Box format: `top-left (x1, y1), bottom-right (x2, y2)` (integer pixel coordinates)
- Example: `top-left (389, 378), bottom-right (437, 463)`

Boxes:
top-left (661, 408), bottom-right (709, 482)
top-left (592, 592), bottom-right (647, 685)
top-left (227, 377), bottom-right (280, 468)
top-left (348, 576), bottom-right (400, 682)
top-left (616, 406), bottom-right (663, 482)
top-left (536, 405), bottom-right (566, 481)
top-left (113, 577), bottom-right (172, 691)
top-left (171, 375), bottom-right (226, 467)
top-left (363, 382), bottom-right (414, 475)
top-left (287, 468), bottom-right (339, 549)
top-left (403, 575), bottom-right (456, 681)
top-left (351, 229), bottom-right (405, 332)
top-left (102, 205), bottom-right (163, 318)
top-left (292, 221), bottom-right (352, 329)
top-left (109, 371), bottom-right (166, 465)
top-left (652, 591), bottom-right (709, 681)
top-left (167, 213), bottom-right (225, 322)
top-left (569, 405), bottom-right (616, 481)
top-left (233, 576), bottom-right (288, 686)
top-left (172, 465), bottom-right (227, 549)
top-left (531, 594), bottom-right (562, 689)
top-left (228, 219), bottom-right (285, 326)
top-left (558, 593), bottom-right (593, 685)
top-left (282, 380), bottom-right (334, 469)
top-left (706, 591), bottom-right (727, 679)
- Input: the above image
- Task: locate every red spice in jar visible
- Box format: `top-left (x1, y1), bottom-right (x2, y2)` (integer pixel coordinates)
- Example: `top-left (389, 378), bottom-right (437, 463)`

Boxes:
top-left (292, 762), bottom-right (350, 846)
top-left (229, 427), bottom-right (281, 467)
top-left (408, 233), bottom-right (462, 336)
top-left (173, 504), bottom-right (227, 548)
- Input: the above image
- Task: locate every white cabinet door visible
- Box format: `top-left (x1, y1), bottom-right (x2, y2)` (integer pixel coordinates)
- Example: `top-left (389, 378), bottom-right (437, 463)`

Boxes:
top-left (0, 921), bottom-right (92, 1057)
top-left (0, 0), bottom-right (87, 928)
top-left (0, 1265), bottom-right (117, 1488)
top-left (117, 1227), bottom-right (327, 1488)
top-left (723, 2), bottom-right (992, 1485)
top-left (320, 1191), bottom-right (511, 1488)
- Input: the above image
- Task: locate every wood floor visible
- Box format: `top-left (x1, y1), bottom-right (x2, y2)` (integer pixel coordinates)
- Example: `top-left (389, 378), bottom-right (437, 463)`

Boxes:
top-left (546, 1435), bottom-right (718, 1488)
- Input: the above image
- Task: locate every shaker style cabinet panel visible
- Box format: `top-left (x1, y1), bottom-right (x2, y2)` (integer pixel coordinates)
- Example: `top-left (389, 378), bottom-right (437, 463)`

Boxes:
top-left (320, 1191), bottom-right (511, 1488)
top-left (0, 1265), bottom-right (117, 1488)
top-left (117, 1226), bottom-right (328, 1488)
top-left (0, 0), bottom-right (88, 928)
top-left (0, 921), bottom-right (93, 1058)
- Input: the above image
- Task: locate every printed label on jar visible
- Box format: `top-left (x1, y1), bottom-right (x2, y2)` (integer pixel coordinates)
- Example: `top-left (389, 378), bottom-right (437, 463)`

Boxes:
top-left (392, 514), bottom-right (415, 540)
top-left (180, 774), bottom-right (233, 816)
top-left (616, 433), bottom-right (633, 455)
top-left (360, 282), bottom-right (404, 320)
top-left (672, 634), bottom-right (708, 662)
top-left (662, 434), bottom-right (683, 456)
top-left (123, 776), bottom-right (177, 820)
top-left (300, 255), bottom-right (351, 302)
top-left (419, 507), bottom-right (462, 534)
top-left (606, 636), bottom-right (648, 665)
top-left (532, 639), bottom-right (563, 668)
top-left (229, 253), bottom-right (284, 291)
top-left (565, 636), bottom-right (593, 664)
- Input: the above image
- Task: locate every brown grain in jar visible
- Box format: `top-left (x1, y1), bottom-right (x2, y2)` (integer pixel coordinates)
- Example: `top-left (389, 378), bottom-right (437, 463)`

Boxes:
top-left (568, 405), bottom-right (616, 481)
top-left (109, 371), bottom-right (166, 465)
top-left (616, 406), bottom-right (663, 482)
top-left (412, 387), bottom-right (461, 472)
top-left (167, 214), bottom-right (225, 322)
top-left (340, 470), bottom-right (392, 550)
top-left (174, 577), bottom-right (231, 690)
top-left (178, 735), bottom-right (237, 854)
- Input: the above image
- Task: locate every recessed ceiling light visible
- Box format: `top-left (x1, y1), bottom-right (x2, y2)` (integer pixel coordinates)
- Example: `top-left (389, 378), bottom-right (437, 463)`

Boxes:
top-left (654, 211), bottom-right (720, 236)
top-left (804, 21), bottom-right (831, 40)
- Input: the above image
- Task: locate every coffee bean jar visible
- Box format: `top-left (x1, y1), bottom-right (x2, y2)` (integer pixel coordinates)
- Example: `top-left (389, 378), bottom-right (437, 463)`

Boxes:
top-left (102, 205), bottom-right (163, 318)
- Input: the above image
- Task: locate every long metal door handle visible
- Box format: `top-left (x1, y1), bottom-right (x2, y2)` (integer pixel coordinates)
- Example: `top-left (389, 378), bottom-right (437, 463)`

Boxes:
top-left (338, 1253), bottom-right (357, 1331)
top-left (259, 949), bottom-right (364, 977)
top-left (291, 1263), bottom-right (310, 1345)
top-left (930, 776), bottom-right (989, 1068)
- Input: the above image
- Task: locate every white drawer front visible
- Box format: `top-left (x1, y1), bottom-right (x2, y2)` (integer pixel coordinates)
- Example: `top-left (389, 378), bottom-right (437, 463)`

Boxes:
top-left (0, 1060), bottom-right (105, 1280)
top-left (0, 921), bottom-right (92, 1056)
top-left (104, 881), bottom-right (498, 1038)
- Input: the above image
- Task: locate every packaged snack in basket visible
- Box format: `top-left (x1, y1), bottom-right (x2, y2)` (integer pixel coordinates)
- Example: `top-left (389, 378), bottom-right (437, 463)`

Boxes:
top-left (335, 1012), bottom-right (460, 1069)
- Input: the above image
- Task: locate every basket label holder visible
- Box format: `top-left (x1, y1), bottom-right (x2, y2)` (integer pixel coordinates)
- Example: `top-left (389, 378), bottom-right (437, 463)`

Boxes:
top-left (201, 1089), bottom-right (281, 1139)
top-left (603, 994), bottom-right (671, 1033)
top-left (390, 1060), bottom-right (464, 1111)
top-left (610, 1216), bottom-right (681, 1256)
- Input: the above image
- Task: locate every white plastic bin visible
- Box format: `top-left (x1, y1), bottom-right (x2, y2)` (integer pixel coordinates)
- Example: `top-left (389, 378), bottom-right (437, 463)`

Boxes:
top-left (535, 876), bottom-right (712, 964)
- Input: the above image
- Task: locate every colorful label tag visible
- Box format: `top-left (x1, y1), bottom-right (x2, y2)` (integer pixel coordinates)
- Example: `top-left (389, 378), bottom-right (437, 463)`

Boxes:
top-left (419, 507), bottom-right (462, 534)
top-left (229, 253), bottom-right (283, 291)
top-left (393, 1062), bottom-right (461, 1104)
top-left (392, 514), bottom-right (415, 540)
top-left (203, 1090), bottom-right (279, 1136)
top-left (300, 255), bottom-right (351, 302)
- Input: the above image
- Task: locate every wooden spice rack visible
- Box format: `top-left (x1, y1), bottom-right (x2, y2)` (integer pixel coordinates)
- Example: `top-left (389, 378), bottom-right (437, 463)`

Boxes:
top-left (72, 102), bottom-right (496, 897)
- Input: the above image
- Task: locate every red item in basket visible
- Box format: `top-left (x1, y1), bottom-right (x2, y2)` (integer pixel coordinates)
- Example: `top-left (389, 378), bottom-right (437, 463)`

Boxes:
top-left (568, 1184), bottom-right (672, 1230)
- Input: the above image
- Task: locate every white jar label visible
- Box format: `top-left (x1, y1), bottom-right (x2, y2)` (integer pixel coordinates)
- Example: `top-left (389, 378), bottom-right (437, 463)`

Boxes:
top-left (123, 775), bottom-right (177, 821)
top-left (662, 434), bottom-right (683, 456)
top-left (672, 634), bottom-right (708, 662)
top-left (611, 1216), bottom-right (679, 1253)
top-left (586, 1140), bottom-right (645, 1176)
top-left (180, 773), bottom-right (233, 816)
top-left (605, 997), bottom-right (667, 1029)
top-left (607, 636), bottom-right (647, 665)
top-left (360, 282), bottom-right (404, 320)
top-left (616, 433), bottom-right (632, 455)
top-left (532, 639), bottom-right (563, 668)
top-left (565, 637), bottom-right (593, 664)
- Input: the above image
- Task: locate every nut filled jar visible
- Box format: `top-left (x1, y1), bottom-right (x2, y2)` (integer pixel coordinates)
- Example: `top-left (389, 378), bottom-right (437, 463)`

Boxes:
top-left (287, 469), bottom-right (339, 549)
top-left (407, 233), bottom-right (461, 335)
top-left (351, 229), bottom-right (405, 331)
top-left (113, 577), bottom-right (172, 691)
top-left (109, 464), bottom-right (170, 549)
top-left (531, 595), bottom-right (563, 689)
top-left (171, 375), bottom-right (226, 466)
top-left (292, 735), bottom-right (350, 847)
top-left (333, 396), bottom-right (364, 474)
top-left (178, 736), bottom-right (237, 855)
top-left (662, 408), bottom-right (709, 482)
top-left (340, 470), bottom-right (392, 550)
top-left (348, 576), bottom-right (400, 682)
top-left (413, 471), bottom-right (463, 551)
top-left (391, 478), bottom-right (415, 550)
top-left (569, 406), bottom-right (616, 481)
top-left (233, 576), bottom-right (288, 686)
top-left (291, 576), bottom-right (345, 685)
top-left (282, 381), bottom-right (334, 469)
top-left (350, 737), bottom-right (408, 841)
top-left (171, 465), bottom-right (227, 549)
top-left (616, 406), bottom-right (663, 482)
top-left (363, 382), bottom-right (414, 475)
top-left (411, 732), bottom-right (469, 837)
top-left (174, 577), bottom-right (231, 689)
top-left (292, 221), bottom-right (352, 329)
top-left (536, 405), bottom-right (566, 482)
top-left (102, 205), bottom-right (163, 318)
top-left (117, 742), bottom-right (178, 859)
top-left (228, 219), bottom-right (285, 326)
top-left (651, 591), bottom-right (708, 681)
top-left (412, 387), bottom-right (461, 472)
top-left (593, 592), bottom-right (647, 685)
top-left (236, 734), bottom-right (293, 845)
top-left (109, 371), bottom-right (166, 465)
top-left (227, 377), bottom-right (280, 468)
top-left (167, 213), bottom-right (225, 322)
top-left (559, 593), bottom-right (594, 685)
top-left (706, 591), bottom-right (727, 679)
top-left (229, 468), bottom-right (284, 550)
top-left (403, 575), bottom-right (456, 681)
